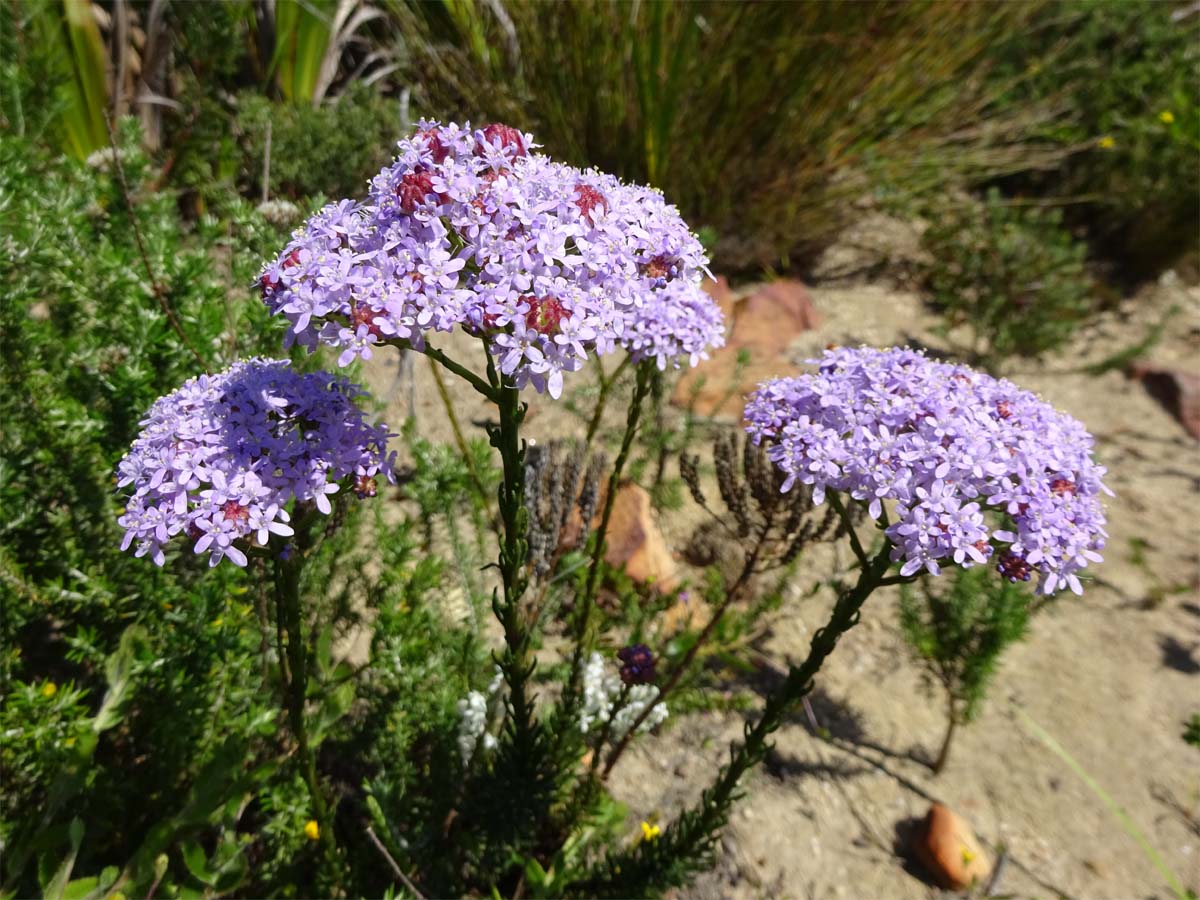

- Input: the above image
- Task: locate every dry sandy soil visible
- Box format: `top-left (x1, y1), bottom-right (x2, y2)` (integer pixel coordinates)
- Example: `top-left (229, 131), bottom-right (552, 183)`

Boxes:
top-left (361, 264), bottom-right (1200, 900)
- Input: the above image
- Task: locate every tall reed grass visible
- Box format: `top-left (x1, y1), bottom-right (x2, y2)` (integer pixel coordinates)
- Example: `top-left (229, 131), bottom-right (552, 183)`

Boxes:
top-left (394, 0), bottom-right (1071, 271)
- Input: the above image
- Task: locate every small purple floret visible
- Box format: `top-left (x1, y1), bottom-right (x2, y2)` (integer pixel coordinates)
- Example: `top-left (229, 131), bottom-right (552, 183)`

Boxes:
top-left (743, 346), bottom-right (1110, 596)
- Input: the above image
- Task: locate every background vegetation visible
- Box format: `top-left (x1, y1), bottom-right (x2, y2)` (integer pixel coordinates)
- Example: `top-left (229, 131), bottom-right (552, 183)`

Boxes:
top-left (1, 0), bottom-right (1195, 896)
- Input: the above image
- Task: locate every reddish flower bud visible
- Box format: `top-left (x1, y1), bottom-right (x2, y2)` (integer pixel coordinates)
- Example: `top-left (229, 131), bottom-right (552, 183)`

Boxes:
top-left (618, 644), bottom-right (656, 685)
top-left (475, 123), bottom-right (526, 158)
top-left (222, 501), bottom-right (249, 524)
top-left (350, 303), bottom-right (385, 338)
top-left (997, 552), bottom-right (1032, 583)
top-left (573, 183), bottom-right (608, 223)
top-left (524, 295), bottom-right (568, 335)
top-left (643, 254), bottom-right (676, 281)
top-left (354, 474), bottom-right (378, 498)
top-left (397, 170), bottom-right (437, 213)
top-left (1050, 478), bottom-right (1076, 497)
top-left (416, 127), bottom-right (450, 163)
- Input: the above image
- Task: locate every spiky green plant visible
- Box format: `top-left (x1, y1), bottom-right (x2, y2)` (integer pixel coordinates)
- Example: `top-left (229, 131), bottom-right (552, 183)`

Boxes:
top-left (900, 566), bottom-right (1033, 774)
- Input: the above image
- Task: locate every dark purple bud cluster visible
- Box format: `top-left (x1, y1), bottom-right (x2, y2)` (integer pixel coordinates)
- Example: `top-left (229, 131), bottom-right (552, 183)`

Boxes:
top-left (618, 644), bottom-right (656, 685)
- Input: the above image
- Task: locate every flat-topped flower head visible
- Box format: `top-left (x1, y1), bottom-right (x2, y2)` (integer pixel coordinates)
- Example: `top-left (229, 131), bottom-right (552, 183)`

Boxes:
top-left (261, 120), bottom-right (724, 397)
top-left (116, 359), bottom-right (393, 568)
top-left (744, 346), bottom-right (1110, 595)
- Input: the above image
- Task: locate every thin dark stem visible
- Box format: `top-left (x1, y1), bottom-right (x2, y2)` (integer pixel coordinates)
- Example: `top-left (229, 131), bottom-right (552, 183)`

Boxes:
top-left (575, 542), bottom-right (895, 895)
top-left (584, 356), bottom-right (631, 449)
top-left (365, 825), bottom-right (425, 899)
top-left (933, 690), bottom-right (958, 775)
top-left (649, 370), bottom-right (670, 494)
top-left (588, 681), bottom-right (633, 779)
top-left (102, 110), bottom-right (207, 371)
top-left (876, 574), bottom-right (917, 588)
top-left (558, 362), bottom-right (654, 739)
top-left (272, 534), bottom-right (338, 872)
top-left (686, 543), bottom-right (892, 826)
top-left (417, 341), bottom-right (498, 401)
top-left (827, 493), bottom-right (868, 567)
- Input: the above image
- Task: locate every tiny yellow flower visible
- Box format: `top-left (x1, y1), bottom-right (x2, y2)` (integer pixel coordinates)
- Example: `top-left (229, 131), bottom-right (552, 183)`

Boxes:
top-left (1159, 110), bottom-right (1175, 124)
top-left (64, 737), bottom-right (77, 748)
top-left (210, 617), bottom-right (223, 629)
top-left (304, 819), bottom-right (320, 841)
top-left (41, 682), bottom-right (58, 699)
top-left (640, 821), bottom-right (661, 842)
top-left (1097, 135), bottom-right (1116, 150)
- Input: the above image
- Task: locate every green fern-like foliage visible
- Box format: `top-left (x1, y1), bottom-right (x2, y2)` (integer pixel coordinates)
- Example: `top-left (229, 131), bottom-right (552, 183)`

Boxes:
top-left (900, 565), bottom-right (1033, 726)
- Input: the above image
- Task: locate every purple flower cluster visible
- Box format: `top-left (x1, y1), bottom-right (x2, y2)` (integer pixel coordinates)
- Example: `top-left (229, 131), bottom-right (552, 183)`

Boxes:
top-left (260, 121), bottom-right (724, 397)
top-left (744, 347), bottom-right (1110, 595)
top-left (116, 359), bottom-right (393, 567)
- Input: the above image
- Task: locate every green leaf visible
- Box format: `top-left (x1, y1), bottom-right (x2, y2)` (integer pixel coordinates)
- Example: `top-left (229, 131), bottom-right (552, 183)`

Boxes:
top-left (31, 0), bottom-right (108, 158)
top-left (41, 818), bottom-right (83, 900)
top-left (93, 625), bottom-right (145, 733)
top-left (181, 840), bottom-right (214, 887)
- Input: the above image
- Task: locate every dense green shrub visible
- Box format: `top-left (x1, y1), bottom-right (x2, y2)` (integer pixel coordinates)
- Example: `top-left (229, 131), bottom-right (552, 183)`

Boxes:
top-left (0, 127), bottom-right (481, 885)
top-left (0, 122), bottom-right (287, 630)
top-left (166, 83), bottom-right (405, 210)
top-left (991, 0), bottom-right (1200, 272)
top-left (918, 188), bottom-right (1094, 370)
top-left (0, 122), bottom-right (335, 896)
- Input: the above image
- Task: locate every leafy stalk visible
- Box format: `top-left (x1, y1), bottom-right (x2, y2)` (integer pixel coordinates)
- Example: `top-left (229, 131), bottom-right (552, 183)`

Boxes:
top-left (487, 377), bottom-right (536, 747)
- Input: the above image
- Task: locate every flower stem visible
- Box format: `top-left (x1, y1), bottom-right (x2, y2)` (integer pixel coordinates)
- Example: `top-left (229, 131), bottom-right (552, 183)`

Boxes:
top-left (418, 341), bottom-right (498, 402)
top-left (690, 543), bottom-right (892, 829)
top-left (600, 519), bottom-right (769, 779)
top-left (584, 356), bottom-right (631, 449)
top-left (426, 353), bottom-right (497, 524)
top-left (933, 691), bottom-right (958, 775)
top-left (272, 533), bottom-right (338, 874)
top-left (489, 379), bottom-right (536, 747)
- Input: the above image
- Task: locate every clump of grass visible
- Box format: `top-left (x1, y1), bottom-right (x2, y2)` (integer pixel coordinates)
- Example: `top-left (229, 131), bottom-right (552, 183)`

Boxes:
top-left (395, 0), bottom-right (1070, 272)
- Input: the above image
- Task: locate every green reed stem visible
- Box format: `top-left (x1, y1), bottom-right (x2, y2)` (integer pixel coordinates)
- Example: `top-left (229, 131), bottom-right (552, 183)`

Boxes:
top-left (584, 356), bottom-right (632, 450)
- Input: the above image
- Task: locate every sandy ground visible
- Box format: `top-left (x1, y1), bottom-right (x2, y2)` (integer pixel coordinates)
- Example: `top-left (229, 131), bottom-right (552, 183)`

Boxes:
top-left (360, 267), bottom-right (1200, 899)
